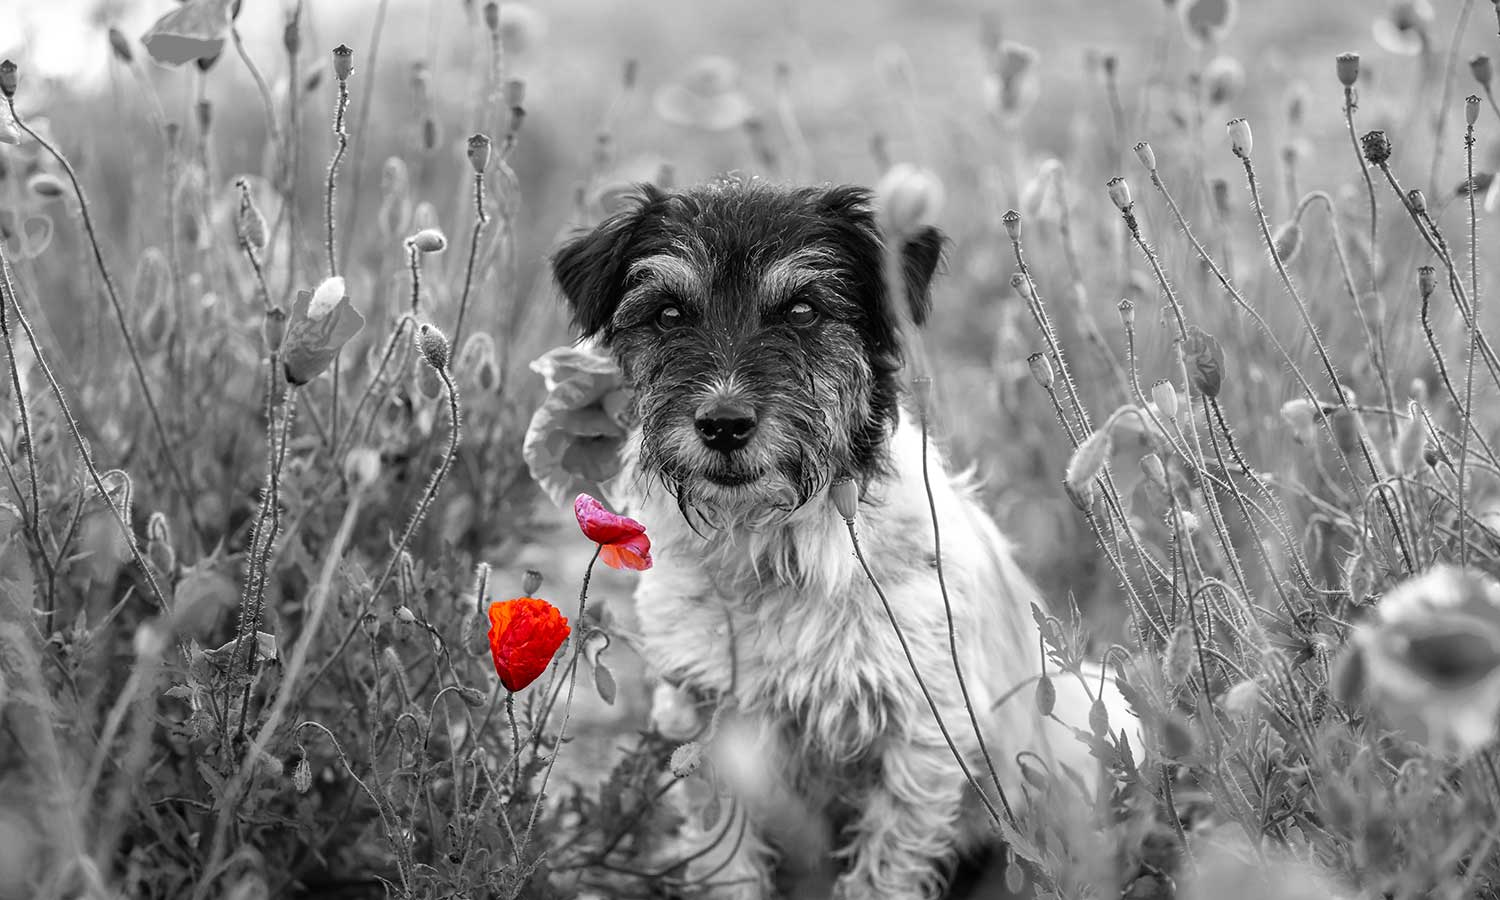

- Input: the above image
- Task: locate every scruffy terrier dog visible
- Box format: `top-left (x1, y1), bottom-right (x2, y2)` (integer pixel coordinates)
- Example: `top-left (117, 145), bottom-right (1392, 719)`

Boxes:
top-left (553, 179), bottom-right (1124, 899)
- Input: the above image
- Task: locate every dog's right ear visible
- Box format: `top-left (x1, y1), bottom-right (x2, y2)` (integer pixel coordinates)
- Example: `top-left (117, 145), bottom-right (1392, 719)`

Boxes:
top-left (552, 185), bottom-right (666, 339)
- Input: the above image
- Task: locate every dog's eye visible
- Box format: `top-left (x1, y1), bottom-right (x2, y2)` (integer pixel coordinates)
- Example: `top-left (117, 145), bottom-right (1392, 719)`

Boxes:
top-left (786, 301), bottom-right (819, 327)
top-left (656, 305), bottom-right (684, 329)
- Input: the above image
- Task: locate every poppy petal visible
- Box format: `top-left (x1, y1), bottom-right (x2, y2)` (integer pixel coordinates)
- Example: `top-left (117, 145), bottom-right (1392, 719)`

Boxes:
top-left (574, 493), bottom-right (647, 545)
top-left (599, 533), bottom-right (652, 571)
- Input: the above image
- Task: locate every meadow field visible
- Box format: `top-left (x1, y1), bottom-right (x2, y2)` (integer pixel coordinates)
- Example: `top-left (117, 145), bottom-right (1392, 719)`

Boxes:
top-left (6, 0), bottom-right (1500, 897)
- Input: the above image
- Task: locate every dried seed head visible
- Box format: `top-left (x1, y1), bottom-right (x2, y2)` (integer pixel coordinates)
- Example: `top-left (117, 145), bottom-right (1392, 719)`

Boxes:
top-left (109, 28), bottom-right (134, 64)
top-left (1118, 297), bottom-right (1136, 328)
top-left (418, 323), bottom-right (450, 371)
top-left (343, 447), bottom-right (382, 488)
top-left (831, 477), bottom-right (859, 522)
top-left (466, 133), bottom-right (492, 174)
top-left (1106, 176), bottom-right (1132, 211)
top-left (332, 44), bottom-right (354, 81)
top-left (1065, 428), bottom-right (1113, 496)
top-left (1140, 453), bottom-right (1168, 490)
top-left (1133, 140), bottom-right (1156, 171)
top-left (1473, 53), bottom-right (1494, 87)
top-left (1469, 94), bottom-right (1483, 127)
top-left (1418, 264), bottom-right (1437, 299)
top-left (522, 569), bottom-right (544, 596)
top-left (1226, 117), bottom-right (1253, 157)
top-left (1027, 352), bottom-right (1055, 390)
top-left (409, 228), bottom-right (447, 253)
top-left (1035, 674), bottom-right (1056, 716)
top-left (1001, 209), bottom-right (1021, 242)
top-left (1360, 130), bottom-right (1392, 165)
top-left (1151, 379), bottom-right (1179, 418)
top-left (1336, 51), bottom-right (1360, 87)
top-left (1272, 220), bottom-right (1302, 262)
top-left (1406, 188), bottom-right (1427, 215)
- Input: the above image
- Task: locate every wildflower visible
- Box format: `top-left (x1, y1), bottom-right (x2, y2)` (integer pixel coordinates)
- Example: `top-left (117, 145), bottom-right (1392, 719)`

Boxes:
top-left (332, 44), bottom-right (354, 82)
top-left (1182, 326), bottom-right (1225, 398)
top-left (1179, 0), bottom-right (1237, 49)
top-left (408, 228), bottom-right (447, 253)
top-left (575, 493), bottom-right (652, 570)
top-left (1272, 221), bottom-right (1302, 262)
top-left (1336, 51), bottom-right (1360, 87)
top-left (141, 0), bottom-right (233, 67)
top-left (523, 344), bottom-right (634, 506)
top-left (831, 477), bottom-right (859, 522)
top-left (418, 323), bottom-right (450, 371)
top-left (1372, 0), bottom-right (1433, 57)
top-left (1361, 130), bottom-right (1391, 165)
top-left (876, 164), bottom-right (945, 239)
top-left (281, 283), bottom-right (365, 385)
top-left (487, 597), bottom-right (571, 691)
top-left (1349, 565), bottom-right (1500, 759)
top-left (1106, 176), bottom-right (1132, 211)
top-left (653, 56), bottom-right (753, 131)
top-left (1225, 117), bottom-right (1253, 157)
top-left (466, 133), bottom-right (492, 174)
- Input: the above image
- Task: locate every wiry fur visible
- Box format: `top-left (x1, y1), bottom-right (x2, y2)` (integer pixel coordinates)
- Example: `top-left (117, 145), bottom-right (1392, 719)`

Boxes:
top-left (552, 179), bottom-right (1128, 899)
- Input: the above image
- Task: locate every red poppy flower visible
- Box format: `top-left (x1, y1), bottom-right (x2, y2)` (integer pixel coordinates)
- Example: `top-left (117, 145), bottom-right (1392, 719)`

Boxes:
top-left (487, 598), bottom-right (571, 692)
top-left (574, 493), bottom-right (652, 570)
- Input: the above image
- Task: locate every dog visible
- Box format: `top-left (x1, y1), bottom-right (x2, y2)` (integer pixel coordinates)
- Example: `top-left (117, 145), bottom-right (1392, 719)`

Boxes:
top-left (552, 178), bottom-right (1129, 899)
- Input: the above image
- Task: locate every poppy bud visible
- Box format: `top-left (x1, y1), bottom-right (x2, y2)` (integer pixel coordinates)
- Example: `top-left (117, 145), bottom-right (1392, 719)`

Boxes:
top-left (292, 755), bottom-right (312, 793)
top-left (875, 163), bottom-right (945, 239)
top-left (1406, 188), bottom-right (1427, 215)
top-left (466, 133), bottom-right (492, 174)
top-left (332, 44), bottom-right (354, 82)
top-left (263, 306), bottom-right (287, 353)
top-left (1418, 264), bottom-right (1437, 299)
top-left (1165, 624), bottom-right (1195, 687)
top-left (911, 375), bottom-right (933, 421)
top-left (1065, 428), bottom-right (1112, 496)
top-left (109, 28), bottom-right (134, 64)
top-left (308, 276), bottom-right (347, 321)
top-left (1226, 117), bottom-right (1253, 157)
top-left (1106, 176), bottom-right (1132, 211)
top-left (1118, 297), bottom-right (1136, 328)
top-left (343, 447), bottom-right (382, 488)
top-left (1272, 221), bottom-right (1302, 262)
top-left (1141, 453), bottom-right (1168, 491)
top-left (1027, 352), bottom-right (1055, 390)
top-left (1469, 94), bottom-right (1483, 127)
top-left (1222, 679), bottom-right (1261, 716)
top-left (418, 323), bottom-right (450, 371)
top-left (1361, 130), bottom-right (1391, 165)
top-left (283, 13), bottom-right (300, 55)
top-left (409, 228), bottom-right (447, 253)
top-left (1336, 51), bottom-right (1360, 87)
top-left (483, 1), bottom-right (500, 32)
top-left (1329, 408), bottom-right (1361, 456)
top-left (1001, 209), bottom-right (1021, 242)
top-left (670, 741), bottom-right (704, 777)
top-left (522, 569), bottom-right (544, 596)
top-left (831, 477), bottom-right (859, 522)
top-left (1134, 140), bottom-right (1156, 171)
top-left (395, 605), bottom-right (417, 625)
top-left (1088, 696), bottom-right (1110, 737)
top-left (1473, 54), bottom-right (1494, 87)
top-left (1151, 379), bottom-right (1179, 418)
top-left (1035, 675), bottom-right (1056, 716)
top-left (457, 686), bottom-right (487, 707)
top-left (1183, 327), bottom-right (1225, 398)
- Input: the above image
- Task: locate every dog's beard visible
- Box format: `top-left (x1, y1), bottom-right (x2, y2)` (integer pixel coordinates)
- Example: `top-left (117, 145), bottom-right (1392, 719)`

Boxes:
top-left (637, 415), bottom-right (835, 533)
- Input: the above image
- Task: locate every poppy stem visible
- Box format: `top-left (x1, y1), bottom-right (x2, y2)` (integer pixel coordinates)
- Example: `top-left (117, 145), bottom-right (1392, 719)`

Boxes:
top-left (505, 690), bottom-right (521, 791)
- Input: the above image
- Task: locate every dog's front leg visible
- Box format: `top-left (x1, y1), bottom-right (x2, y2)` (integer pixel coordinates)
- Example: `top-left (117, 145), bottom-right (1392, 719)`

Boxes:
top-left (834, 734), bottom-right (967, 900)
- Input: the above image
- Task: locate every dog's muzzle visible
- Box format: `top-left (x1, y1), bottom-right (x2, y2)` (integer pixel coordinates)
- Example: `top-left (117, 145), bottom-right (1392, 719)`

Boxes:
top-left (694, 398), bottom-right (758, 453)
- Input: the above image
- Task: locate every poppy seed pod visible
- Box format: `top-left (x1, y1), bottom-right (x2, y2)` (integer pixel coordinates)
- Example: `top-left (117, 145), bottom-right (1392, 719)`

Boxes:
top-left (409, 228), bottom-right (447, 253)
top-left (263, 306), bottom-right (287, 353)
top-left (875, 163), bottom-right (944, 239)
top-left (418, 323), bottom-right (450, 371)
top-left (1406, 188), bottom-right (1427, 215)
top-left (1106, 176), bottom-right (1132, 210)
top-left (1226, 117), bottom-right (1253, 157)
top-left (1418, 264), bottom-right (1437, 299)
top-left (1001, 209), bottom-right (1021, 242)
top-left (1118, 297), bottom-right (1136, 328)
top-left (1151, 380), bottom-right (1179, 418)
top-left (1473, 53), bottom-right (1493, 87)
top-left (1469, 94), bottom-right (1483, 127)
top-left (1361, 130), bottom-right (1392, 165)
top-left (467, 133), bottom-right (492, 173)
top-left (831, 477), bottom-right (859, 522)
top-left (332, 44), bottom-right (354, 81)
top-left (1336, 51), bottom-right (1360, 87)
top-left (1027, 352), bottom-right (1055, 390)
top-left (1134, 140), bottom-right (1156, 171)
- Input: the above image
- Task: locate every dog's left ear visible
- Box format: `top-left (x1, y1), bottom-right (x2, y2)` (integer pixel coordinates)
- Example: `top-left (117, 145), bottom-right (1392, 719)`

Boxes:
top-left (552, 185), bottom-right (666, 339)
top-left (818, 185), bottom-right (945, 327)
top-left (897, 225), bottom-right (944, 327)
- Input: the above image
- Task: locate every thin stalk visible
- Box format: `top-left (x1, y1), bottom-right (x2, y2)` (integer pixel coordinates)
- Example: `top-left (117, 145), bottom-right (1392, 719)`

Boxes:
top-left (450, 168), bottom-right (491, 354)
top-left (1461, 116), bottom-right (1481, 565)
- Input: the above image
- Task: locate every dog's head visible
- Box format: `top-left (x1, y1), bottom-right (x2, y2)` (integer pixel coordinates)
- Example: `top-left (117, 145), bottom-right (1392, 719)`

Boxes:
top-left (552, 180), bottom-right (943, 526)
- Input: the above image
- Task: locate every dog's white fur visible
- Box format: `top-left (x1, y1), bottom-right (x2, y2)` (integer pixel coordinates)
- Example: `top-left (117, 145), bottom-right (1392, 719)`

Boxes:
top-left (611, 411), bottom-right (1133, 899)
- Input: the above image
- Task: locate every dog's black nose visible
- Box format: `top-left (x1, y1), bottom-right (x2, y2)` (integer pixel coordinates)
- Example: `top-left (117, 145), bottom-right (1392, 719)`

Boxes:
top-left (695, 401), bottom-right (757, 452)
